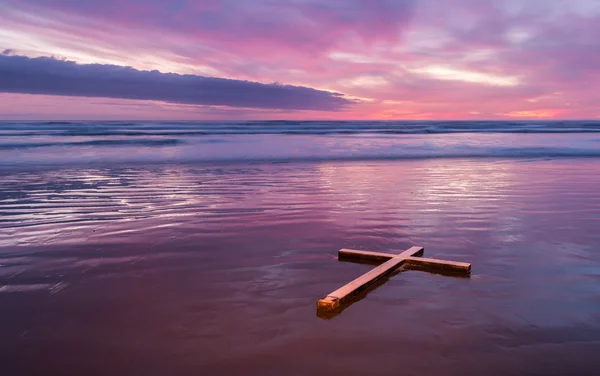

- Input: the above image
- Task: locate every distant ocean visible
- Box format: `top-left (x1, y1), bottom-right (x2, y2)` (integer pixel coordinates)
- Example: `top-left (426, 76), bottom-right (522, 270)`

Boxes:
top-left (1, 120), bottom-right (600, 375)
top-left (2, 120), bottom-right (600, 166)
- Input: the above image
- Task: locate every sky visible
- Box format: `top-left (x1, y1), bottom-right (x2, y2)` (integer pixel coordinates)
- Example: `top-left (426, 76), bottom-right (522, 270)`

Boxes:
top-left (1, 0), bottom-right (600, 120)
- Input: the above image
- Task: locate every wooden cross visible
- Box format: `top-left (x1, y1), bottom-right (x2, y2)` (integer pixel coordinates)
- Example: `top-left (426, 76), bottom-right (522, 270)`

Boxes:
top-left (317, 246), bottom-right (471, 311)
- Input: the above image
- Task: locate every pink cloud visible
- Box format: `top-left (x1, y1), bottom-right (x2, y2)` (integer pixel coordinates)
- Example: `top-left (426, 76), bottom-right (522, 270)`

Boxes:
top-left (1, 0), bottom-right (600, 119)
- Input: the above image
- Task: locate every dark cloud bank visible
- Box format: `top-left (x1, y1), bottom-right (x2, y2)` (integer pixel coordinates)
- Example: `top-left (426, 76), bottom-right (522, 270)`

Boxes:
top-left (0, 54), bottom-right (352, 110)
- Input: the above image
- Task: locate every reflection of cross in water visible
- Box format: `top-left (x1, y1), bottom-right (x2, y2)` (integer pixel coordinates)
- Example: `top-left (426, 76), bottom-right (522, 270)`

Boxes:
top-left (317, 246), bottom-right (471, 312)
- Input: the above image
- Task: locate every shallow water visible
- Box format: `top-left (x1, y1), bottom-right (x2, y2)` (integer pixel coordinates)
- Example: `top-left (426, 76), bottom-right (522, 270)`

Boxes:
top-left (1, 158), bottom-right (600, 375)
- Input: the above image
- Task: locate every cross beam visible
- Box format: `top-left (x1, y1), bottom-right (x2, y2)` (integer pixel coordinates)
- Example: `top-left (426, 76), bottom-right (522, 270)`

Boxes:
top-left (317, 246), bottom-right (471, 311)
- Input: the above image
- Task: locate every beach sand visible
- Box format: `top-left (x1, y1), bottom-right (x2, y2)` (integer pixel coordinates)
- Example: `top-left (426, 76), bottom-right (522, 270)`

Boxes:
top-left (1, 158), bottom-right (600, 375)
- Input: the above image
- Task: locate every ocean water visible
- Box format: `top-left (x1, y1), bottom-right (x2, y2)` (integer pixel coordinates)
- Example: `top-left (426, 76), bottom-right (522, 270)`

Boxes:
top-left (1, 121), bottom-right (600, 375)
top-left (1, 120), bottom-right (600, 166)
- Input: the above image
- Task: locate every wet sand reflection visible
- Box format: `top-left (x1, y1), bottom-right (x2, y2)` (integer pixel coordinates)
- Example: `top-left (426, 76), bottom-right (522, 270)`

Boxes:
top-left (1, 159), bottom-right (600, 375)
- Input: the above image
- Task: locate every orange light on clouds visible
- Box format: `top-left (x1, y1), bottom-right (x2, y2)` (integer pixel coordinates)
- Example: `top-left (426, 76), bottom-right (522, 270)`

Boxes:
top-left (503, 109), bottom-right (565, 119)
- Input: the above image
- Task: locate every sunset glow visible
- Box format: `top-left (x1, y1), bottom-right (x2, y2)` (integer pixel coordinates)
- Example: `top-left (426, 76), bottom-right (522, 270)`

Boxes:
top-left (1, 0), bottom-right (599, 120)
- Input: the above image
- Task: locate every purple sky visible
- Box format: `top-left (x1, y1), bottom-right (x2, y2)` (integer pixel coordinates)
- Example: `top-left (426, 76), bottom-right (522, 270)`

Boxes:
top-left (1, 0), bottom-right (600, 119)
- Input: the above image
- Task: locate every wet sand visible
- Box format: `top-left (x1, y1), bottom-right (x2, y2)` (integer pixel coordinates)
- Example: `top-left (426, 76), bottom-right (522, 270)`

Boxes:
top-left (1, 158), bottom-right (600, 375)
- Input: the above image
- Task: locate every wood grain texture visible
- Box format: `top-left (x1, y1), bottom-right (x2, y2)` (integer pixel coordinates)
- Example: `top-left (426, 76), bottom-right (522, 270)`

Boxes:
top-left (317, 246), bottom-right (424, 311)
top-left (338, 247), bottom-right (424, 262)
top-left (404, 256), bottom-right (471, 272)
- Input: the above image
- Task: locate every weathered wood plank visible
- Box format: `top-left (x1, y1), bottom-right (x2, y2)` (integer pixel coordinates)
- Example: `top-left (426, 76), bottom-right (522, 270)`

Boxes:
top-left (317, 246), bottom-right (424, 311)
top-left (338, 247), bottom-right (424, 262)
top-left (404, 256), bottom-right (471, 273)
top-left (338, 249), bottom-right (395, 262)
